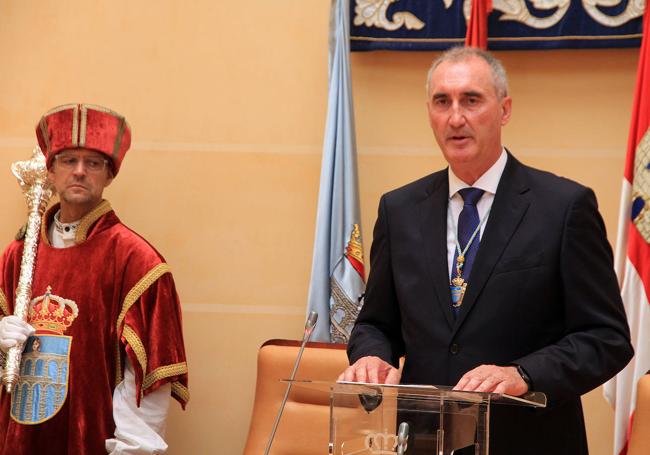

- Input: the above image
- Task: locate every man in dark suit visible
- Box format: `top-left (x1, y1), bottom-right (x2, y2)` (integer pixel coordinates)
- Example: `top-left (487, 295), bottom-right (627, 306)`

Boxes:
top-left (339, 47), bottom-right (633, 454)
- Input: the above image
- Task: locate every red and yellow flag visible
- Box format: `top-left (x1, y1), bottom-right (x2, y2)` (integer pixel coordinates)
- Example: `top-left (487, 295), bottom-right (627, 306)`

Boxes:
top-left (604, 10), bottom-right (650, 455)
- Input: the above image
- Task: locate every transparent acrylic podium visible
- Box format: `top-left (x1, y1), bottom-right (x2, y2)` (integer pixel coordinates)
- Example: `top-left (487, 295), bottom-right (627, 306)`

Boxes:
top-left (287, 380), bottom-right (546, 455)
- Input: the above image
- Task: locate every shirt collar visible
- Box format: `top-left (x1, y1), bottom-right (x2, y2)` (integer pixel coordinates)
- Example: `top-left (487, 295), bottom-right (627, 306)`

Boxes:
top-left (53, 210), bottom-right (80, 237)
top-left (448, 148), bottom-right (508, 198)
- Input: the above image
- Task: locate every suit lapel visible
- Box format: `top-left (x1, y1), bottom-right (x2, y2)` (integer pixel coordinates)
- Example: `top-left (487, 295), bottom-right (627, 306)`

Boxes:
top-left (453, 154), bottom-right (531, 332)
top-left (419, 170), bottom-right (456, 329)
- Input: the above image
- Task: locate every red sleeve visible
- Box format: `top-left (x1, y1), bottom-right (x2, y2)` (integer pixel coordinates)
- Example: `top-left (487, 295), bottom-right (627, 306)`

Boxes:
top-left (0, 241), bottom-right (23, 317)
top-left (119, 265), bottom-right (189, 409)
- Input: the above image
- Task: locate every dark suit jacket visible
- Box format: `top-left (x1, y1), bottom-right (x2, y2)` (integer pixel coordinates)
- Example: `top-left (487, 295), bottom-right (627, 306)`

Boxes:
top-left (347, 153), bottom-right (633, 454)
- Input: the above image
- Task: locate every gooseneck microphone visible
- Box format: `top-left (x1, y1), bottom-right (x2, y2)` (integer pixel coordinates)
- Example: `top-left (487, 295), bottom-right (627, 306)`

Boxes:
top-left (263, 311), bottom-right (318, 455)
top-left (396, 422), bottom-right (409, 455)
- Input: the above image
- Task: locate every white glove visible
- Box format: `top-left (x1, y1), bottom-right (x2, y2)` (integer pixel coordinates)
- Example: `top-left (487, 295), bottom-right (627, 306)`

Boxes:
top-left (0, 316), bottom-right (35, 353)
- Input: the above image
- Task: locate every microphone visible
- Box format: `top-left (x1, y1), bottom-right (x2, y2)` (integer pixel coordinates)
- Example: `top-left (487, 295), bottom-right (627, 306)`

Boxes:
top-left (263, 311), bottom-right (318, 455)
top-left (396, 422), bottom-right (409, 455)
top-left (302, 310), bottom-right (318, 342)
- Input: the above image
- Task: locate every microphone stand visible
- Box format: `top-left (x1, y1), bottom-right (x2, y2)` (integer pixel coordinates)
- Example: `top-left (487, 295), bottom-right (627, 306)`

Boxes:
top-left (263, 311), bottom-right (318, 455)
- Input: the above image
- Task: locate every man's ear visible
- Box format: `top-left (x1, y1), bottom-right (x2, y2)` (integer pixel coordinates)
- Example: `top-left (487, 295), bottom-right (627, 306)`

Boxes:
top-left (501, 96), bottom-right (512, 126)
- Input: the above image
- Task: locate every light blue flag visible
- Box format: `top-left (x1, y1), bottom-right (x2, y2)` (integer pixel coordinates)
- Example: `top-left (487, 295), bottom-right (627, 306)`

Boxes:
top-left (307, 0), bottom-right (365, 343)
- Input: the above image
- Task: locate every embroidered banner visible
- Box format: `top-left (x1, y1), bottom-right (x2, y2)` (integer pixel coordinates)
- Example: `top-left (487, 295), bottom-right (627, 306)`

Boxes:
top-left (350, 0), bottom-right (645, 51)
top-left (307, 0), bottom-right (366, 343)
top-left (603, 10), bottom-right (650, 455)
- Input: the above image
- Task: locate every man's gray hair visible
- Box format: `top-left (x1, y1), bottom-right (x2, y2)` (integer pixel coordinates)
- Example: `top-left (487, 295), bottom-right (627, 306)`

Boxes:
top-left (425, 47), bottom-right (509, 99)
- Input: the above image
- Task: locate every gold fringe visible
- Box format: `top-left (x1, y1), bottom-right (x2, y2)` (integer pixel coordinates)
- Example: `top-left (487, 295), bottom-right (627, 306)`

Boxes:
top-left (0, 288), bottom-right (9, 316)
top-left (143, 362), bottom-right (188, 390)
top-left (115, 263), bottom-right (171, 383)
top-left (122, 324), bottom-right (147, 377)
top-left (75, 200), bottom-right (112, 244)
top-left (172, 381), bottom-right (190, 404)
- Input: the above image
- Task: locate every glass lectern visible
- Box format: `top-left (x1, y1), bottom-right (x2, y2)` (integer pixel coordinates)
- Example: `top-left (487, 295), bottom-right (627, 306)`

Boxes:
top-left (287, 380), bottom-right (546, 455)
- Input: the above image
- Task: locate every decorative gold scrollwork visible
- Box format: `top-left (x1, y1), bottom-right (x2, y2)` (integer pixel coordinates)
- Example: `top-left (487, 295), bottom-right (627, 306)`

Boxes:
top-left (464, 0), bottom-right (571, 29)
top-left (582, 0), bottom-right (645, 27)
top-left (355, 0), bottom-right (645, 33)
top-left (354, 0), bottom-right (426, 31)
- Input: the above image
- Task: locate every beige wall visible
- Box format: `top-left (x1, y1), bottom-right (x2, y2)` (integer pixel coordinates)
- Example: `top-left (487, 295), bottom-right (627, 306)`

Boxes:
top-left (0, 1), bottom-right (639, 453)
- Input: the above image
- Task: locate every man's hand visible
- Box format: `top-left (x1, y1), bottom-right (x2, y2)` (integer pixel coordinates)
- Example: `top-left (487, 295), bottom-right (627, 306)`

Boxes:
top-left (454, 364), bottom-right (528, 396)
top-left (0, 316), bottom-right (35, 353)
top-left (337, 356), bottom-right (401, 384)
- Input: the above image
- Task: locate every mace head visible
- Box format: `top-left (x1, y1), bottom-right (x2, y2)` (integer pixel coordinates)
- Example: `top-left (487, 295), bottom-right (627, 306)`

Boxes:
top-left (11, 146), bottom-right (55, 209)
top-left (11, 146), bottom-right (49, 188)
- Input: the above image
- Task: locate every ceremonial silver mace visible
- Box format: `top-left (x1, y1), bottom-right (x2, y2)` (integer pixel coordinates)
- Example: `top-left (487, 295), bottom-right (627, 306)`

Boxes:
top-left (1, 147), bottom-right (54, 393)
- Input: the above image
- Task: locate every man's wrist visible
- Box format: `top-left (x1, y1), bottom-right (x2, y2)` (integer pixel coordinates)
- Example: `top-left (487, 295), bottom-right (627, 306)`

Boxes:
top-left (515, 364), bottom-right (533, 390)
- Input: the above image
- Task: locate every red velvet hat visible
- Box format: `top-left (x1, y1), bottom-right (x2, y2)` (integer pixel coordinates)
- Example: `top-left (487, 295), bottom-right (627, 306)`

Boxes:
top-left (36, 103), bottom-right (131, 175)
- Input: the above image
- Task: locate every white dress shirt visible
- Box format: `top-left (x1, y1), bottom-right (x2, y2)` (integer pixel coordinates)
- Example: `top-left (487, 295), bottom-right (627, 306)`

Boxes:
top-left (447, 150), bottom-right (508, 277)
top-left (48, 212), bottom-right (171, 454)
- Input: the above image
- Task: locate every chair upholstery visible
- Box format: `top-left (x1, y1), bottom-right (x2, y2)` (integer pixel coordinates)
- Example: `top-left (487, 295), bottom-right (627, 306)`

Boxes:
top-left (628, 374), bottom-right (650, 455)
top-left (243, 339), bottom-right (350, 455)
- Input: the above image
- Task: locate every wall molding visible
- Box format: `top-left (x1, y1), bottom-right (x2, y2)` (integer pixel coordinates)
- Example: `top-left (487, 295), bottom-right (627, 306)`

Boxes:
top-left (0, 137), bottom-right (624, 158)
top-left (182, 303), bottom-right (305, 316)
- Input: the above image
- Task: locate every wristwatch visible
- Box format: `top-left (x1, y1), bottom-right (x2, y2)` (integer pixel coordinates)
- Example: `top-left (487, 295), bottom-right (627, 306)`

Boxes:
top-left (515, 364), bottom-right (533, 390)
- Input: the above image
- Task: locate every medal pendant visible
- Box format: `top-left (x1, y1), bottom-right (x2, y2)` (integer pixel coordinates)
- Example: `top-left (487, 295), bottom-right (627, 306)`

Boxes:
top-left (450, 281), bottom-right (467, 308)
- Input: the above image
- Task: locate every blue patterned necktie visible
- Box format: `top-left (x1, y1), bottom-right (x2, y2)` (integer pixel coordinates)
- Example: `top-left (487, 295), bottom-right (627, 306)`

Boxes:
top-left (451, 187), bottom-right (485, 315)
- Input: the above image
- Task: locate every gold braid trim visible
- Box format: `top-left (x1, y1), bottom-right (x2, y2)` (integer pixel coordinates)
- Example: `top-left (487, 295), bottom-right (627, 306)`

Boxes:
top-left (143, 362), bottom-right (188, 390)
top-left (112, 118), bottom-right (126, 160)
top-left (0, 288), bottom-right (9, 316)
top-left (122, 324), bottom-right (148, 377)
top-left (43, 103), bottom-right (78, 116)
top-left (79, 104), bottom-right (88, 147)
top-left (115, 263), bottom-right (171, 383)
top-left (75, 200), bottom-right (112, 244)
top-left (40, 204), bottom-right (58, 246)
top-left (84, 103), bottom-right (125, 118)
top-left (71, 104), bottom-right (79, 147)
top-left (38, 103), bottom-right (78, 152)
top-left (172, 381), bottom-right (190, 404)
top-left (39, 118), bottom-right (51, 154)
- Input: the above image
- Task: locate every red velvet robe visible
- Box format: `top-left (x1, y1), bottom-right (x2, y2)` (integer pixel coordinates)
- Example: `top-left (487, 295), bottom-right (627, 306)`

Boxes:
top-left (0, 201), bottom-right (188, 455)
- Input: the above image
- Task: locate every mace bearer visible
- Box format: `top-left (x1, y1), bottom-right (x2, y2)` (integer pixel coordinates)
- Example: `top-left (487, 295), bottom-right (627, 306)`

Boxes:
top-left (0, 104), bottom-right (189, 455)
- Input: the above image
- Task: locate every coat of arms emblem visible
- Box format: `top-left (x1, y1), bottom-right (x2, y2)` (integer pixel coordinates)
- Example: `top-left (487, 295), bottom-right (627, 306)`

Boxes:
top-left (10, 286), bottom-right (78, 424)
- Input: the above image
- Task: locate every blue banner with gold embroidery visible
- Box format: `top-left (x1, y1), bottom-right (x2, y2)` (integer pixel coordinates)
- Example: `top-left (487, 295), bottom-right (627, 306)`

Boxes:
top-left (350, 0), bottom-right (645, 51)
top-left (307, 0), bottom-right (366, 343)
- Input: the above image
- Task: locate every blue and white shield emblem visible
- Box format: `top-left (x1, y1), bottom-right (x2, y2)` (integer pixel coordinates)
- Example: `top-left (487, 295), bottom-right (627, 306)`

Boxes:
top-left (10, 335), bottom-right (72, 424)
